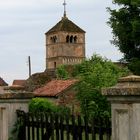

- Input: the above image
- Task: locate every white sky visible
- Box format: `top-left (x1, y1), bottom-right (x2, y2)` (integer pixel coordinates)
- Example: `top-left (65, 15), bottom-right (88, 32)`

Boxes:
top-left (0, 0), bottom-right (123, 84)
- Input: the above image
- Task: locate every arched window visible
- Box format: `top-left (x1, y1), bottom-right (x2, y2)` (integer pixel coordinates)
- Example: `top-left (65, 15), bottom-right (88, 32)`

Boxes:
top-left (54, 62), bottom-right (56, 68)
top-left (70, 36), bottom-right (73, 43)
top-left (50, 37), bottom-right (53, 43)
top-left (74, 36), bottom-right (77, 43)
top-left (66, 35), bottom-right (69, 43)
top-left (50, 36), bottom-right (58, 43)
top-left (53, 36), bottom-right (57, 43)
top-left (66, 35), bottom-right (77, 43)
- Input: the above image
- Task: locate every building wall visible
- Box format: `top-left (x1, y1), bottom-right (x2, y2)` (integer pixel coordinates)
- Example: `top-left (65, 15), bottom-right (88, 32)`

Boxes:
top-left (46, 31), bottom-right (85, 69)
top-left (45, 87), bottom-right (80, 114)
top-left (0, 99), bottom-right (31, 140)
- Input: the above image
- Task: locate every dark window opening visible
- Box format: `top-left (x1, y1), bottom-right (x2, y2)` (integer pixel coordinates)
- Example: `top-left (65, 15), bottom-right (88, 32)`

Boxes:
top-left (74, 36), bottom-right (77, 43)
top-left (50, 36), bottom-right (58, 43)
top-left (66, 35), bottom-right (69, 43)
top-left (66, 35), bottom-right (77, 43)
top-left (70, 36), bottom-right (73, 43)
top-left (54, 62), bottom-right (56, 68)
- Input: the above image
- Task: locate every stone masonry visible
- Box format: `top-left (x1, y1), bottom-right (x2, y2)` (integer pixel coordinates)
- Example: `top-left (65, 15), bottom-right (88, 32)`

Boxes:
top-left (45, 15), bottom-right (85, 69)
top-left (0, 86), bottom-right (33, 140)
top-left (102, 75), bottom-right (140, 140)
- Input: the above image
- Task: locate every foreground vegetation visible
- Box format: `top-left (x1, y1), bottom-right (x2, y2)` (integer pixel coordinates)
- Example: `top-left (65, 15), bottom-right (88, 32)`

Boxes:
top-left (56, 54), bottom-right (129, 118)
top-left (108, 0), bottom-right (140, 75)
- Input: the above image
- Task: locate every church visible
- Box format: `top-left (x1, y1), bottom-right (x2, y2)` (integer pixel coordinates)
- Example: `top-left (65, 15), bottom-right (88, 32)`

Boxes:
top-left (45, 1), bottom-right (86, 69)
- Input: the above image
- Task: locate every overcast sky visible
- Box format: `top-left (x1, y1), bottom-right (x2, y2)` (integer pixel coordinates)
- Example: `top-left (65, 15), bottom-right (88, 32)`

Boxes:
top-left (0, 0), bottom-right (123, 84)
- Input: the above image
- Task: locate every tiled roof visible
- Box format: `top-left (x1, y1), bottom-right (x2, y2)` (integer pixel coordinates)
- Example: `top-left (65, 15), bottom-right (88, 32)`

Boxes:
top-left (46, 17), bottom-right (85, 34)
top-left (34, 79), bottom-right (78, 97)
top-left (12, 80), bottom-right (26, 86)
top-left (0, 77), bottom-right (8, 86)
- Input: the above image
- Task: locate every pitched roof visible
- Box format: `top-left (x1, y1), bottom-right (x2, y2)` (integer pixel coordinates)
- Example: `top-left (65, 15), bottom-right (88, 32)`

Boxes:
top-left (12, 80), bottom-right (26, 86)
top-left (34, 79), bottom-right (78, 97)
top-left (0, 77), bottom-right (8, 86)
top-left (46, 17), bottom-right (85, 34)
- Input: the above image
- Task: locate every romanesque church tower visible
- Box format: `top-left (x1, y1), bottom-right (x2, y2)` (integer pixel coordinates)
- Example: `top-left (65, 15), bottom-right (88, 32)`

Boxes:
top-left (45, 2), bottom-right (85, 69)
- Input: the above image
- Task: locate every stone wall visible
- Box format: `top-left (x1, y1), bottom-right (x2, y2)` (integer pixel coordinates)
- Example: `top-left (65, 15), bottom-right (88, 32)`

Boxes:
top-left (46, 31), bottom-right (85, 69)
top-left (0, 86), bottom-right (33, 140)
top-left (102, 75), bottom-right (140, 140)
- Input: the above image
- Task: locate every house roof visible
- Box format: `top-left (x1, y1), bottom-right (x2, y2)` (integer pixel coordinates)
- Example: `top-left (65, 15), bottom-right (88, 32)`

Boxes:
top-left (46, 17), bottom-right (85, 34)
top-left (34, 79), bottom-right (78, 97)
top-left (0, 77), bottom-right (8, 86)
top-left (12, 80), bottom-right (26, 86)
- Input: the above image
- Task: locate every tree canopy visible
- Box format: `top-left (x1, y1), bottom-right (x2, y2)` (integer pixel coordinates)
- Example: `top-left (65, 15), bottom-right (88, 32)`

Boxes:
top-left (107, 0), bottom-right (140, 61)
top-left (57, 54), bottom-right (129, 118)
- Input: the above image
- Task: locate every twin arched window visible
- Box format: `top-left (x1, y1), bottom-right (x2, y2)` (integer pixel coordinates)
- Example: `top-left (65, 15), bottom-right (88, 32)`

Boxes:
top-left (50, 36), bottom-right (57, 43)
top-left (50, 35), bottom-right (77, 44)
top-left (66, 35), bottom-right (77, 43)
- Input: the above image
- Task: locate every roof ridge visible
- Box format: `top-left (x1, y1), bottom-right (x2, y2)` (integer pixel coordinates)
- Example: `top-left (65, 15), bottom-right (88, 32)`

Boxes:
top-left (46, 17), bottom-right (85, 34)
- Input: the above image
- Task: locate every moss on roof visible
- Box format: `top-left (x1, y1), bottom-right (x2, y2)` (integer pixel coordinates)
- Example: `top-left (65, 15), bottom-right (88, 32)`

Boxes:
top-left (46, 17), bottom-right (85, 34)
top-left (24, 71), bottom-right (56, 92)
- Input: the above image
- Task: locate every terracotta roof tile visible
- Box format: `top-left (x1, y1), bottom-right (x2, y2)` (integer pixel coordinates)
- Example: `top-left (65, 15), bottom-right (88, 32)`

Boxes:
top-left (34, 79), bottom-right (78, 97)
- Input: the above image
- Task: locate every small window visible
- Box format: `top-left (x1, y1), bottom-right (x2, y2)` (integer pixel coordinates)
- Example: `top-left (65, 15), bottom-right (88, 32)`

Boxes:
top-left (66, 35), bottom-right (69, 43)
top-left (50, 36), bottom-right (58, 43)
top-left (66, 35), bottom-right (77, 43)
top-left (54, 62), bottom-right (56, 68)
top-left (70, 36), bottom-right (73, 43)
top-left (74, 36), bottom-right (77, 43)
top-left (54, 36), bottom-right (57, 43)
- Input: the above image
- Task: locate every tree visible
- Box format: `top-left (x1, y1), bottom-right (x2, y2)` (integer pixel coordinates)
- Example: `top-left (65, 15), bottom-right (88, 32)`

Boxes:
top-left (128, 58), bottom-right (140, 75)
top-left (107, 0), bottom-right (140, 61)
top-left (57, 54), bottom-right (129, 118)
top-left (56, 65), bottom-right (69, 79)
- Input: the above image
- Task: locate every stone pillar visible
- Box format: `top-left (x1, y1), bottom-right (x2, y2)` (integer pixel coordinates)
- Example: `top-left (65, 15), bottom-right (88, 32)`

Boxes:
top-left (102, 75), bottom-right (140, 140)
top-left (0, 86), bottom-right (34, 140)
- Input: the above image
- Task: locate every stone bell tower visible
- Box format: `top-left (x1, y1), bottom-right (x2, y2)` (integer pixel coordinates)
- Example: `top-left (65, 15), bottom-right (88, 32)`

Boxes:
top-left (45, 1), bottom-right (85, 69)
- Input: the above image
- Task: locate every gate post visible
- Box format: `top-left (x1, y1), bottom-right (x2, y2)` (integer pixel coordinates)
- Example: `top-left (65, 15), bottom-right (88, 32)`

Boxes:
top-left (102, 75), bottom-right (140, 140)
top-left (0, 86), bottom-right (34, 140)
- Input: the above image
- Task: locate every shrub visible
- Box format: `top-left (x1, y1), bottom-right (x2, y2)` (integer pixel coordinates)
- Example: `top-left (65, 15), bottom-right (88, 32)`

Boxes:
top-left (29, 98), bottom-right (57, 113)
top-left (29, 98), bottom-right (71, 115)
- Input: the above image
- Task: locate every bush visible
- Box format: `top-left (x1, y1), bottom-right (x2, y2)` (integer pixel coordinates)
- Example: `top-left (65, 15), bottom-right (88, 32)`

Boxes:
top-left (57, 54), bottom-right (130, 118)
top-left (29, 98), bottom-right (71, 115)
top-left (56, 65), bottom-right (69, 79)
top-left (29, 98), bottom-right (57, 113)
top-left (56, 105), bottom-right (71, 116)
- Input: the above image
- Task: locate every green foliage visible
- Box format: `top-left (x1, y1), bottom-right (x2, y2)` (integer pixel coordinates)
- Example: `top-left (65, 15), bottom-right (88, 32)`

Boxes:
top-left (29, 98), bottom-right (57, 113)
top-left (56, 54), bottom-right (129, 118)
top-left (107, 0), bottom-right (140, 61)
top-left (56, 65), bottom-right (69, 79)
top-left (128, 58), bottom-right (140, 75)
top-left (74, 54), bottom-right (129, 87)
top-left (75, 54), bottom-right (129, 118)
top-left (76, 84), bottom-right (110, 118)
top-left (29, 98), bottom-right (71, 115)
top-left (8, 118), bottom-right (23, 140)
top-left (56, 105), bottom-right (71, 116)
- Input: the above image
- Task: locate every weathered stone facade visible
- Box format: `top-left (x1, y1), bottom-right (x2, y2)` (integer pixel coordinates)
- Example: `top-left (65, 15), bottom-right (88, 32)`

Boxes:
top-left (0, 86), bottom-right (33, 140)
top-left (45, 16), bottom-right (85, 69)
top-left (102, 75), bottom-right (140, 140)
